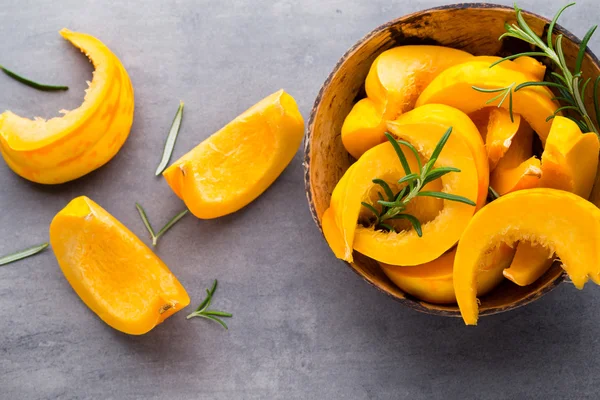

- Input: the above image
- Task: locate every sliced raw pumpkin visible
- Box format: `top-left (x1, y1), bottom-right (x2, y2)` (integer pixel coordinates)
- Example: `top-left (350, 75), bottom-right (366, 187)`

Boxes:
top-left (503, 242), bottom-right (554, 286)
top-left (163, 90), bottom-right (304, 219)
top-left (486, 108), bottom-right (522, 171)
top-left (490, 118), bottom-right (540, 195)
top-left (351, 122), bottom-right (478, 266)
top-left (0, 29), bottom-right (134, 184)
top-left (341, 46), bottom-right (472, 159)
top-left (380, 244), bottom-right (513, 304)
top-left (513, 56), bottom-right (546, 81)
top-left (392, 104), bottom-right (488, 209)
top-left (50, 196), bottom-right (190, 335)
top-left (454, 188), bottom-right (600, 325)
top-left (416, 59), bottom-right (560, 142)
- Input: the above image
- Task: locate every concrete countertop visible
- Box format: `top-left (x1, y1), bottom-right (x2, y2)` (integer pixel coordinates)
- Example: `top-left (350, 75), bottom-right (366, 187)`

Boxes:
top-left (1, 1), bottom-right (599, 399)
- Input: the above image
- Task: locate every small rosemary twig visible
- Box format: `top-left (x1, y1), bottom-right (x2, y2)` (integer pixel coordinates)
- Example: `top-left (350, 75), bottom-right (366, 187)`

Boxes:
top-left (0, 242), bottom-right (49, 266)
top-left (155, 101), bottom-right (185, 176)
top-left (186, 280), bottom-right (233, 330)
top-left (135, 203), bottom-right (188, 246)
top-left (362, 129), bottom-right (476, 236)
top-left (0, 65), bottom-right (68, 91)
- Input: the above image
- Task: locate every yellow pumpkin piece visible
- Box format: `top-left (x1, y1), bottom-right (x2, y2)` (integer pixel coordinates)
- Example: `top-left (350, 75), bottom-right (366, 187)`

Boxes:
top-left (486, 108), bottom-right (521, 171)
top-left (504, 117), bottom-right (600, 286)
top-left (454, 188), bottom-right (600, 325)
top-left (322, 207), bottom-right (346, 259)
top-left (49, 196), bottom-right (190, 335)
top-left (468, 108), bottom-right (492, 139)
top-left (540, 116), bottom-right (600, 198)
top-left (352, 122), bottom-right (478, 266)
top-left (513, 56), bottom-right (546, 81)
top-left (503, 242), bottom-right (554, 286)
top-left (490, 118), bottom-right (540, 195)
top-left (341, 46), bottom-right (473, 158)
top-left (380, 244), bottom-right (513, 304)
top-left (341, 98), bottom-right (386, 159)
top-left (416, 59), bottom-right (559, 142)
top-left (393, 104), bottom-right (488, 209)
top-left (0, 29), bottom-right (134, 184)
top-left (163, 90), bottom-right (304, 219)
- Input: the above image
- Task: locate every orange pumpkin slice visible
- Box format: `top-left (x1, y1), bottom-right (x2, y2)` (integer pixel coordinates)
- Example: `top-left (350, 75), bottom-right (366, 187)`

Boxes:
top-left (392, 104), bottom-right (488, 209)
top-left (380, 244), bottom-right (513, 304)
top-left (454, 188), bottom-right (600, 325)
top-left (352, 122), bottom-right (478, 266)
top-left (341, 46), bottom-right (473, 159)
top-left (50, 196), bottom-right (190, 335)
top-left (486, 108), bottom-right (522, 171)
top-left (416, 59), bottom-right (559, 142)
top-left (163, 90), bottom-right (304, 219)
top-left (503, 242), bottom-right (554, 286)
top-left (0, 29), bottom-right (134, 184)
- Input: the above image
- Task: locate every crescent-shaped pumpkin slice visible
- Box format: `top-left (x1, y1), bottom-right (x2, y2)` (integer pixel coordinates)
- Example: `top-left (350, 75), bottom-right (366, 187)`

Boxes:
top-left (341, 46), bottom-right (473, 159)
top-left (416, 59), bottom-right (559, 142)
top-left (391, 104), bottom-right (488, 209)
top-left (50, 196), bottom-right (190, 335)
top-left (0, 29), bottom-right (134, 184)
top-left (454, 188), bottom-right (600, 325)
top-left (351, 122), bottom-right (479, 266)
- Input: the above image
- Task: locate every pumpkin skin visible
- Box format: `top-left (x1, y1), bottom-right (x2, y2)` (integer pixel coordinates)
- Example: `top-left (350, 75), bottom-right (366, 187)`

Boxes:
top-left (392, 104), bottom-right (488, 209)
top-left (380, 244), bottom-right (513, 304)
top-left (50, 196), bottom-right (190, 335)
top-left (454, 188), bottom-right (600, 325)
top-left (341, 45), bottom-right (473, 159)
top-left (416, 59), bottom-right (560, 142)
top-left (0, 29), bottom-right (134, 184)
top-left (351, 122), bottom-right (479, 266)
top-left (163, 90), bottom-right (304, 219)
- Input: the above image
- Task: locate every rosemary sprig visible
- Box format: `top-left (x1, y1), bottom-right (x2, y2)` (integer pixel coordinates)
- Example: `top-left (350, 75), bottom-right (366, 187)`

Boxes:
top-left (0, 242), bottom-right (49, 266)
top-left (483, 3), bottom-right (600, 134)
top-left (135, 203), bottom-right (188, 246)
top-left (362, 129), bottom-right (476, 236)
top-left (472, 83), bottom-right (516, 122)
top-left (0, 65), bottom-right (68, 91)
top-left (186, 280), bottom-right (233, 330)
top-left (155, 101), bottom-right (185, 176)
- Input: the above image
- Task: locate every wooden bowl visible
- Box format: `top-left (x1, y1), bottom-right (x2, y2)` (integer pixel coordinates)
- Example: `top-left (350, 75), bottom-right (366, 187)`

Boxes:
top-left (304, 3), bottom-right (600, 317)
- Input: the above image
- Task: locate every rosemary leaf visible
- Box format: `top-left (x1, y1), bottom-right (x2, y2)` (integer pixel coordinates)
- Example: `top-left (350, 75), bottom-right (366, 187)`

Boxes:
top-left (395, 139), bottom-right (423, 171)
top-left (135, 203), bottom-right (188, 246)
top-left (422, 167), bottom-right (461, 186)
top-left (548, 3), bottom-right (575, 50)
top-left (429, 127), bottom-right (452, 163)
top-left (135, 202), bottom-right (156, 238)
top-left (388, 214), bottom-right (422, 237)
top-left (0, 65), bottom-right (68, 91)
top-left (372, 179), bottom-right (395, 201)
top-left (575, 25), bottom-right (597, 75)
top-left (154, 209), bottom-right (189, 244)
top-left (489, 52), bottom-right (547, 68)
top-left (595, 76), bottom-right (600, 129)
top-left (384, 133), bottom-right (412, 176)
top-left (417, 191), bottom-right (476, 206)
top-left (187, 280), bottom-right (232, 330)
top-left (514, 81), bottom-right (567, 92)
top-left (0, 242), bottom-right (49, 266)
top-left (488, 186), bottom-right (500, 201)
top-left (155, 101), bottom-right (185, 176)
top-left (398, 173), bottom-right (420, 185)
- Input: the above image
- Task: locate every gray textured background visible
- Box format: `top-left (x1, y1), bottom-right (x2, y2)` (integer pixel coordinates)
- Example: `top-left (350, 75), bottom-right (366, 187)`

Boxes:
top-left (1, 1), bottom-right (599, 399)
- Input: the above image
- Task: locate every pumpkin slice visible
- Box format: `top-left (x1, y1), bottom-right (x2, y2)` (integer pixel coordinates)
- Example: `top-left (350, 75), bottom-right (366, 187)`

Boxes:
top-left (504, 117), bottom-right (600, 286)
top-left (0, 29), bottom-right (134, 184)
top-left (416, 59), bottom-right (559, 142)
top-left (352, 122), bottom-right (478, 266)
top-left (454, 188), bottom-right (600, 325)
top-left (392, 104), bottom-right (488, 209)
top-left (380, 244), bottom-right (513, 304)
top-left (50, 196), bottom-right (190, 335)
top-left (163, 90), bottom-right (304, 219)
top-left (486, 108), bottom-right (522, 171)
top-left (513, 56), bottom-right (546, 81)
top-left (490, 118), bottom-right (540, 195)
top-left (341, 46), bottom-right (472, 159)
top-left (503, 242), bottom-right (554, 286)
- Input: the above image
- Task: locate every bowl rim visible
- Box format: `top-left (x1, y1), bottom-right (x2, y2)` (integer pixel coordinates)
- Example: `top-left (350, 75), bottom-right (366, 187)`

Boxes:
top-left (303, 2), bottom-right (599, 317)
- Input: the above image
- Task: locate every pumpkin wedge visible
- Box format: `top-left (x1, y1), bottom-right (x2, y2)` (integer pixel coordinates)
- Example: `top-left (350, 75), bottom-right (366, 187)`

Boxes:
top-left (0, 29), bottom-right (134, 184)
top-left (352, 122), bottom-right (478, 266)
top-left (380, 244), bottom-right (513, 304)
top-left (50, 196), bottom-right (190, 335)
top-left (486, 108), bottom-right (522, 171)
top-left (163, 90), bottom-right (304, 219)
top-left (454, 188), bottom-right (600, 325)
top-left (503, 242), bottom-right (554, 286)
top-left (341, 46), bottom-right (472, 159)
top-left (392, 104), bottom-right (488, 209)
top-left (416, 59), bottom-right (559, 142)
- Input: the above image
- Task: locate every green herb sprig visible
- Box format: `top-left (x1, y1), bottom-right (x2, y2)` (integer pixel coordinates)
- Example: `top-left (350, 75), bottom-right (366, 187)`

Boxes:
top-left (186, 280), bottom-right (233, 330)
top-left (155, 101), bottom-right (185, 176)
top-left (362, 129), bottom-right (476, 236)
top-left (1, 65), bottom-right (68, 91)
top-left (135, 203), bottom-right (188, 246)
top-left (474, 3), bottom-right (600, 134)
top-left (0, 242), bottom-right (49, 266)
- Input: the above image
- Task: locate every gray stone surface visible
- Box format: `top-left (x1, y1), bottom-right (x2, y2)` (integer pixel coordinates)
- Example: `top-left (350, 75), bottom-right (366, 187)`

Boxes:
top-left (1, 0), bottom-right (599, 399)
